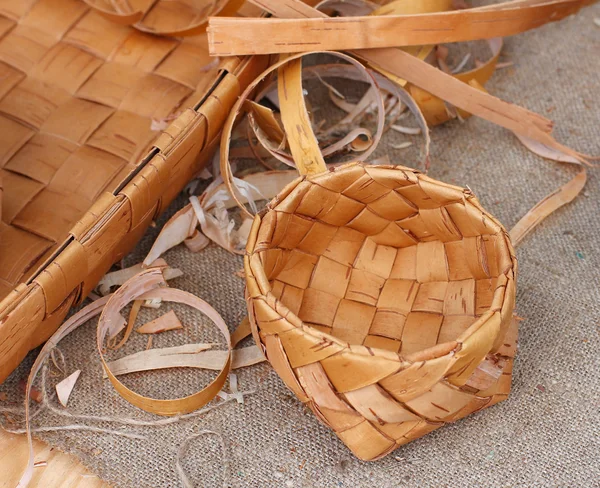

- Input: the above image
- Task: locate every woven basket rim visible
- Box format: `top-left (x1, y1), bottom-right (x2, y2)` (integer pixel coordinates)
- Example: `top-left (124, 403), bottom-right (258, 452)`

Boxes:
top-left (245, 161), bottom-right (517, 368)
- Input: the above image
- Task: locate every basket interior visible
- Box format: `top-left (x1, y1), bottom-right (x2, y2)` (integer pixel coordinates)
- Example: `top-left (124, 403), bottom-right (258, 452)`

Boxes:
top-left (0, 0), bottom-right (219, 300)
top-left (257, 165), bottom-right (508, 356)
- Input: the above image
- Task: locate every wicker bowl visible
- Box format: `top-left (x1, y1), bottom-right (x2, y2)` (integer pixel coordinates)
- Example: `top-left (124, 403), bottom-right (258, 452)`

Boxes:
top-left (245, 162), bottom-right (518, 460)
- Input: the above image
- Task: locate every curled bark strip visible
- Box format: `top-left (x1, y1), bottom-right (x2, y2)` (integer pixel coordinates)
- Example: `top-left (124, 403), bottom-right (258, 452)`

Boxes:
top-left (248, 111), bottom-right (296, 168)
top-left (97, 269), bottom-right (232, 416)
top-left (144, 207), bottom-right (198, 266)
top-left (110, 299), bottom-right (142, 350)
top-left (514, 133), bottom-right (585, 165)
top-left (509, 169), bottom-right (587, 246)
top-left (321, 128), bottom-right (374, 157)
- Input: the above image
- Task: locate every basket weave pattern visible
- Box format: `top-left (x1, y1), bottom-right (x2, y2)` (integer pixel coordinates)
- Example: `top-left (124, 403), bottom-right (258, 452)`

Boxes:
top-left (0, 0), bottom-right (266, 382)
top-left (245, 162), bottom-right (518, 460)
top-left (0, 0), bottom-right (223, 298)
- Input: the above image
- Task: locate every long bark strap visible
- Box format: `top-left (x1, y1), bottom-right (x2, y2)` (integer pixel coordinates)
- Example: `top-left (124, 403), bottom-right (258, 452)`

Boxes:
top-left (209, 0), bottom-right (590, 54)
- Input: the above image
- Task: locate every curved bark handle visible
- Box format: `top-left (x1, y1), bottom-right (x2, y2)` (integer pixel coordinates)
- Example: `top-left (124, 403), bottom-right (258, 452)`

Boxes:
top-left (219, 51), bottom-right (384, 218)
top-left (277, 57), bottom-right (327, 176)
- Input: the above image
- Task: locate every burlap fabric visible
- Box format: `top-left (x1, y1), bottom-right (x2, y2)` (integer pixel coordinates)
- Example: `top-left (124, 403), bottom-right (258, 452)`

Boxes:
top-left (1, 8), bottom-right (599, 487)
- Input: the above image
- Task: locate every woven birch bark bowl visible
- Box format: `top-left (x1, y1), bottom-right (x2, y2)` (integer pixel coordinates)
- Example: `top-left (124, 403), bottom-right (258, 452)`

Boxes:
top-left (245, 162), bottom-right (518, 460)
top-left (0, 0), bottom-right (265, 383)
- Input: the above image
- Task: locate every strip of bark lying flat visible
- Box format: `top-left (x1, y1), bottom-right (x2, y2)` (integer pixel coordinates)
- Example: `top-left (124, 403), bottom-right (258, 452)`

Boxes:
top-left (209, 0), bottom-right (585, 55)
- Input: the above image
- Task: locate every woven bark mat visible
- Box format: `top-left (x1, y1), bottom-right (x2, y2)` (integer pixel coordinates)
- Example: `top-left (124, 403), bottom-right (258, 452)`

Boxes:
top-left (1, 8), bottom-right (599, 487)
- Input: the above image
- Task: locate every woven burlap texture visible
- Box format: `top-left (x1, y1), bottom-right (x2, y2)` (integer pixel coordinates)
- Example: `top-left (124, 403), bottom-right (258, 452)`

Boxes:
top-left (1, 8), bottom-right (599, 488)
